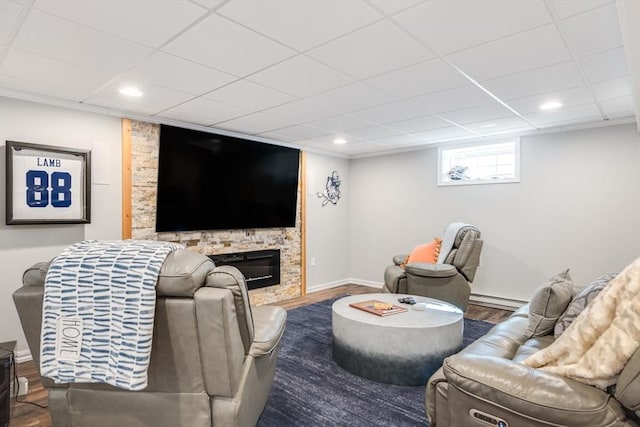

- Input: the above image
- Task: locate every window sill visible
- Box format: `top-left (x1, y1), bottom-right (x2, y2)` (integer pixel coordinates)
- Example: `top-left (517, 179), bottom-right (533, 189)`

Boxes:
top-left (437, 178), bottom-right (520, 187)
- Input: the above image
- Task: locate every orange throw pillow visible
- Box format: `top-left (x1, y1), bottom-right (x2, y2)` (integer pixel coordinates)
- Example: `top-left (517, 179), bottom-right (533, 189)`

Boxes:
top-left (403, 238), bottom-right (442, 267)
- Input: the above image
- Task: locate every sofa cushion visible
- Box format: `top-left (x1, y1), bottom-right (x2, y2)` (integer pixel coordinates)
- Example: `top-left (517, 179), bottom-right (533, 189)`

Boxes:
top-left (554, 273), bottom-right (617, 338)
top-left (525, 270), bottom-right (573, 338)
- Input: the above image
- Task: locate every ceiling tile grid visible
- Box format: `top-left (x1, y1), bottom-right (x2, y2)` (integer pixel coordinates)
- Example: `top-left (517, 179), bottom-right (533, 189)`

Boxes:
top-left (0, 0), bottom-right (636, 158)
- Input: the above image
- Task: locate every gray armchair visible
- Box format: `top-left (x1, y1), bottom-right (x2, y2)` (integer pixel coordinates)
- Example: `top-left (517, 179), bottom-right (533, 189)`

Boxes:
top-left (13, 248), bottom-right (286, 427)
top-left (382, 223), bottom-right (483, 311)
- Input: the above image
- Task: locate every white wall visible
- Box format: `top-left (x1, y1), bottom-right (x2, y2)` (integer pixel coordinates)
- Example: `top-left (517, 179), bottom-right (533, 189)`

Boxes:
top-left (305, 152), bottom-right (350, 290)
top-left (0, 97), bottom-right (122, 356)
top-left (349, 123), bottom-right (640, 304)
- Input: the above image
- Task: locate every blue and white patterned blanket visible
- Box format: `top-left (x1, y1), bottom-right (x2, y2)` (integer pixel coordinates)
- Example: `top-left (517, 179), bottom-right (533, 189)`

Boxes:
top-left (40, 240), bottom-right (182, 391)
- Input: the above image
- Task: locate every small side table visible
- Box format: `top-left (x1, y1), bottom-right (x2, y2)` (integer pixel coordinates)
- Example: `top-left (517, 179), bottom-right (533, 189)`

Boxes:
top-left (0, 341), bottom-right (16, 427)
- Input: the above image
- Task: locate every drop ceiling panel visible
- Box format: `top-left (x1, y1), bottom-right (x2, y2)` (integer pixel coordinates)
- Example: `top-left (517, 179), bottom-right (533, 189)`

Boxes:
top-left (322, 140), bottom-right (386, 155)
top-left (308, 20), bottom-right (435, 79)
top-left (365, 58), bottom-right (468, 99)
top-left (191, 0), bottom-right (223, 9)
top-left (483, 61), bottom-right (585, 100)
top-left (446, 25), bottom-right (570, 82)
top-left (33, 0), bottom-right (207, 48)
top-left (439, 103), bottom-right (517, 124)
top-left (204, 79), bottom-right (295, 112)
top-left (308, 114), bottom-right (374, 133)
top-left (552, 0), bottom-right (614, 20)
top-left (163, 14), bottom-right (295, 77)
top-left (248, 55), bottom-right (353, 97)
top-left (522, 103), bottom-right (601, 127)
top-left (123, 52), bottom-right (236, 96)
top-left (406, 85), bottom-right (496, 114)
top-left (306, 82), bottom-right (393, 114)
top-left (257, 124), bottom-right (330, 141)
top-left (369, 133), bottom-right (422, 146)
top-left (0, 1), bottom-right (22, 44)
top-left (261, 99), bottom-right (336, 123)
top-left (215, 112), bottom-right (294, 135)
top-left (410, 126), bottom-right (474, 143)
top-left (580, 47), bottom-right (628, 84)
top-left (385, 114), bottom-right (450, 133)
top-left (157, 97), bottom-right (251, 125)
top-left (87, 83), bottom-right (195, 116)
top-left (395, 0), bottom-right (551, 55)
top-left (12, 10), bottom-right (153, 74)
top-left (217, 0), bottom-right (382, 51)
top-left (345, 125), bottom-right (398, 140)
top-left (464, 116), bottom-right (535, 134)
top-left (592, 76), bottom-right (632, 101)
top-left (1, 49), bottom-right (111, 94)
top-left (560, 2), bottom-right (623, 57)
top-left (600, 96), bottom-right (634, 117)
top-left (0, 74), bottom-right (88, 102)
top-left (369, 0), bottom-right (422, 16)
top-left (352, 100), bottom-right (425, 124)
top-left (505, 86), bottom-right (594, 115)
top-left (298, 134), bottom-right (364, 146)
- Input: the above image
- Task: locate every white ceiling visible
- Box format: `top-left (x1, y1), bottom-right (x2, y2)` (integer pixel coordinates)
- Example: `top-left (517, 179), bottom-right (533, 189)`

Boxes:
top-left (0, 0), bottom-right (638, 157)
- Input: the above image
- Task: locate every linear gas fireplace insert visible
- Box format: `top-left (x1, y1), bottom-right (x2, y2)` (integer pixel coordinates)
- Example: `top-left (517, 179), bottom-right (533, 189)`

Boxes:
top-left (208, 249), bottom-right (280, 290)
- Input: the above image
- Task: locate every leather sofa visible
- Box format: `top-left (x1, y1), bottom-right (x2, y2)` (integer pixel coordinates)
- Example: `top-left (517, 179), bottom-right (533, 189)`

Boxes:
top-left (426, 303), bottom-right (640, 426)
top-left (13, 248), bottom-right (286, 427)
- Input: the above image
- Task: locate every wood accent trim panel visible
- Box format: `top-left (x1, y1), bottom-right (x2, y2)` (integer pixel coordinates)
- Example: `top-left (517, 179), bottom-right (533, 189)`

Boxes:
top-left (121, 118), bottom-right (132, 239)
top-left (300, 151), bottom-right (307, 296)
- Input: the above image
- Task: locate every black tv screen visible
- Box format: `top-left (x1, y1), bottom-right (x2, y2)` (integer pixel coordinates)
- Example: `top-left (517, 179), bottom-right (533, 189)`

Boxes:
top-left (156, 125), bottom-right (300, 232)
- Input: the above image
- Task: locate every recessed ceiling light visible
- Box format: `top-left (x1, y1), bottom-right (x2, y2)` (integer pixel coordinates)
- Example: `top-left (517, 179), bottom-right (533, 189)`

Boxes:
top-left (539, 101), bottom-right (562, 110)
top-left (333, 138), bottom-right (346, 145)
top-left (480, 123), bottom-right (496, 128)
top-left (119, 86), bottom-right (143, 97)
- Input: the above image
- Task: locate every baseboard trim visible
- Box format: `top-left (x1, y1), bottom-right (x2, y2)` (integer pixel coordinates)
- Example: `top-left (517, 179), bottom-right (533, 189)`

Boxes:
top-left (307, 278), bottom-right (382, 293)
top-left (345, 278), bottom-right (382, 288)
top-left (469, 293), bottom-right (527, 310)
top-left (15, 349), bottom-right (32, 364)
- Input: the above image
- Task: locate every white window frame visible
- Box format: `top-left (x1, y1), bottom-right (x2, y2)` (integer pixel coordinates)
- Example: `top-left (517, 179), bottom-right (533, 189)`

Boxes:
top-left (437, 138), bottom-right (520, 186)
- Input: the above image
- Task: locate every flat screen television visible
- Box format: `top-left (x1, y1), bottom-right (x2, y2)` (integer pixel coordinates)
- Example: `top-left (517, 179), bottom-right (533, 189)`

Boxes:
top-left (156, 124), bottom-right (300, 232)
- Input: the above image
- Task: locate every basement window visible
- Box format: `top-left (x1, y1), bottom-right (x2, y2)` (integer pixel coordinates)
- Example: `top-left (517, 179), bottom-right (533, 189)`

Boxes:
top-left (437, 139), bottom-right (520, 186)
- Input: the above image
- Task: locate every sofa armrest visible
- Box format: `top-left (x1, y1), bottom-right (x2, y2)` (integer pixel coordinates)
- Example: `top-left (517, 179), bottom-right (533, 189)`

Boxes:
top-left (392, 255), bottom-right (408, 266)
top-left (249, 306), bottom-right (286, 357)
top-left (383, 265), bottom-right (407, 293)
top-left (444, 354), bottom-right (628, 426)
top-left (405, 263), bottom-right (457, 278)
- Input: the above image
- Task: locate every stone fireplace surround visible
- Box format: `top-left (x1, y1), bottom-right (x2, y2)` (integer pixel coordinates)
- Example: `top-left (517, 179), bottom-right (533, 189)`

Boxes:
top-left (129, 120), bottom-right (302, 306)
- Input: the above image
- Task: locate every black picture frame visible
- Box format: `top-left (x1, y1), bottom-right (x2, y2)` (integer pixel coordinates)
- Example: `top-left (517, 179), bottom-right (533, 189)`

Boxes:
top-left (5, 141), bottom-right (91, 224)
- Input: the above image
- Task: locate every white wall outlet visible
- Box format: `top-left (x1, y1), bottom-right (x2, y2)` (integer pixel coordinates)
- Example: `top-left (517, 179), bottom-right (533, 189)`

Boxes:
top-left (310, 257), bottom-right (316, 267)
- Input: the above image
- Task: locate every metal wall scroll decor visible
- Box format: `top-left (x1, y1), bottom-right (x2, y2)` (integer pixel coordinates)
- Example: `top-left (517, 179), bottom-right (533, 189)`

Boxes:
top-left (317, 170), bottom-right (341, 207)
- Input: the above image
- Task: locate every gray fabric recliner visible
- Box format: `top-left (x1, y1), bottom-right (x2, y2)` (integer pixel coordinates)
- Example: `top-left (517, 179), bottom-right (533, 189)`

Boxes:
top-left (13, 248), bottom-right (286, 427)
top-left (382, 223), bottom-right (483, 311)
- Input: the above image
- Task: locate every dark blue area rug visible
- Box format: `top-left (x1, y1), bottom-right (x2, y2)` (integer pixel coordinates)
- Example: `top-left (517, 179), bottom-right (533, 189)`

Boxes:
top-left (257, 296), bottom-right (495, 427)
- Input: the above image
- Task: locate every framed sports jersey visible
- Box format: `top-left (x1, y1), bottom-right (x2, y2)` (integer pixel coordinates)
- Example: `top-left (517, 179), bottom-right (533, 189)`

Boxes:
top-left (6, 141), bottom-right (91, 224)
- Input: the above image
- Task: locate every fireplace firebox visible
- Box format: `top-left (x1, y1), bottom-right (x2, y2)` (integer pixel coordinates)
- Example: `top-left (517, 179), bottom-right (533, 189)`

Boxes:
top-left (208, 249), bottom-right (280, 290)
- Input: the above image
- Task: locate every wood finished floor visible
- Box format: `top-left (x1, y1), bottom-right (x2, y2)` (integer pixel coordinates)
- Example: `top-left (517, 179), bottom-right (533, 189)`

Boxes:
top-left (9, 284), bottom-right (513, 427)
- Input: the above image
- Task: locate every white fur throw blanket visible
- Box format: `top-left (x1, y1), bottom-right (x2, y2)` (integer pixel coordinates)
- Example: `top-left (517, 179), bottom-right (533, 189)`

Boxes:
top-left (40, 240), bottom-right (182, 391)
top-left (523, 256), bottom-right (640, 389)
